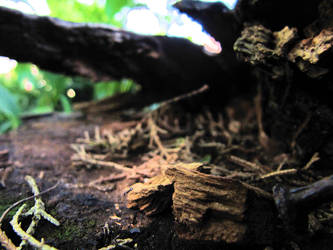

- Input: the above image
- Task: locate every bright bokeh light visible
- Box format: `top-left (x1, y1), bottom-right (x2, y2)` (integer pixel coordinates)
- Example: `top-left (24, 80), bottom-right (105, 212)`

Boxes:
top-left (23, 79), bottom-right (33, 92)
top-left (67, 88), bottom-right (76, 98)
top-left (0, 56), bottom-right (17, 74)
top-left (0, 0), bottom-right (50, 15)
top-left (0, 0), bottom-right (34, 14)
top-left (30, 65), bottom-right (39, 76)
top-left (26, 0), bottom-right (50, 15)
top-left (144, 0), bottom-right (169, 16)
top-left (126, 8), bottom-right (161, 35)
top-left (126, 0), bottom-right (237, 51)
top-left (204, 0), bottom-right (236, 9)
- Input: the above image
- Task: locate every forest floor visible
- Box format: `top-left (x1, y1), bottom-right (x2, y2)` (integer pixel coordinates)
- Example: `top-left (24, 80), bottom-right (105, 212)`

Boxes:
top-left (1, 95), bottom-right (333, 250)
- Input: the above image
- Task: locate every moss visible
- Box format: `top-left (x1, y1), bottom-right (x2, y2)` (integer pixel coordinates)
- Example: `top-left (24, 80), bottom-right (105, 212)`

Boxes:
top-left (87, 219), bottom-right (96, 228)
top-left (41, 218), bottom-right (97, 243)
top-left (0, 195), bottom-right (28, 219)
top-left (56, 223), bottom-right (83, 242)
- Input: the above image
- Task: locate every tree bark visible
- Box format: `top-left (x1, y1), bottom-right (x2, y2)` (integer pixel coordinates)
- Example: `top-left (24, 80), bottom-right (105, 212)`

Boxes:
top-left (0, 6), bottom-right (227, 102)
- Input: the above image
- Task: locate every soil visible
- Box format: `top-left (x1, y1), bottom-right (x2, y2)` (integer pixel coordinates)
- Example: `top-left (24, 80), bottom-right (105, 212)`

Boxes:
top-left (0, 97), bottom-right (333, 250)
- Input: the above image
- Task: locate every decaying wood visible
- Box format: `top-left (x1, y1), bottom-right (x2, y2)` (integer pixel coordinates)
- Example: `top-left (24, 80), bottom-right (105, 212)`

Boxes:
top-left (288, 29), bottom-right (333, 78)
top-left (127, 174), bottom-right (173, 216)
top-left (233, 0), bottom-right (333, 80)
top-left (233, 25), bottom-right (299, 77)
top-left (2, 0), bottom-right (333, 248)
top-left (232, 0), bottom-right (333, 166)
top-left (127, 162), bottom-right (247, 244)
top-left (288, 0), bottom-right (333, 78)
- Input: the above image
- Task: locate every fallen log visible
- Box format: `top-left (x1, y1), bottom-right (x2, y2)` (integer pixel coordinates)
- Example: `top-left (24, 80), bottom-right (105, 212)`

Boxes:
top-left (0, 6), bottom-right (227, 103)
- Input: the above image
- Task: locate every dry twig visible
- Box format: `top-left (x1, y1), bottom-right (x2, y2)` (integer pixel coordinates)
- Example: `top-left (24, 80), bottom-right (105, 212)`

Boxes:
top-left (0, 167), bottom-right (13, 188)
top-left (148, 116), bottom-right (170, 160)
top-left (290, 113), bottom-right (312, 149)
top-left (0, 181), bottom-right (58, 250)
top-left (259, 168), bottom-right (297, 180)
top-left (0, 228), bottom-right (16, 250)
top-left (303, 152), bottom-right (320, 170)
top-left (71, 144), bottom-right (130, 171)
top-left (228, 155), bottom-right (268, 174)
top-left (240, 181), bottom-right (273, 199)
top-left (254, 84), bottom-right (270, 150)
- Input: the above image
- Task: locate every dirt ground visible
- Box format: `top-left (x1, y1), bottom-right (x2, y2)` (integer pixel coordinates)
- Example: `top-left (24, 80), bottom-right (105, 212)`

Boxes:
top-left (0, 112), bottom-right (216, 250)
top-left (1, 100), bottom-right (333, 250)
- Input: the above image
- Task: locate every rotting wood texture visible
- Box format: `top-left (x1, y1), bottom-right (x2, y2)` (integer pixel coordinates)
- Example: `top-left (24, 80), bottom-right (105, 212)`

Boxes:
top-left (127, 163), bottom-right (247, 244)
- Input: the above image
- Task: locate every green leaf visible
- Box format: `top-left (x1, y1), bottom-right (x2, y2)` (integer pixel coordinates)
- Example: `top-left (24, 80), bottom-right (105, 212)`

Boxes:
top-left (0, 120), bottom-right (13, 134)
top-left (59, 94), bottom-right (72, 113)
top-left (47, 0), bottom-right (110, 24)
top-left (105, 0), bottom-right (132, 21)
top-left (0, 83), bottom-right (21, 117)
top-left (25, 106), bottom-right (53, 115)
top-left (94, 82), bottom-right (119, 99)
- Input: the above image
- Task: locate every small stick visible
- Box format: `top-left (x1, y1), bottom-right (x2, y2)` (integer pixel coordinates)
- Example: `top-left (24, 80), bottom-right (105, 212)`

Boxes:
top-left (290, 113), bottom-right (312, 149)
top-left (277, 159), bottom-right (287, 171)
top-left (148, 116), bottom-right (170, 160)
top-left (228, 155), bottom-right (268, 174)
top-left (240, 181), bottom-right (273, 199)
top-left (0, 166), bottom-right (13, 188)
top-left (0, 227), bottom-right (16, 250)
top-left (302, 152), bottom-right (320, 170)
top-left (0, 182), bottom-right (59, 224)
top-left (254, 83), bottom-right (270, 149)
top-left (158, 84), bottom-right (209, 109)
top-left (259, 168), bottom-right (297, 180)
top-left (74, 157), bottom-right (130, 172)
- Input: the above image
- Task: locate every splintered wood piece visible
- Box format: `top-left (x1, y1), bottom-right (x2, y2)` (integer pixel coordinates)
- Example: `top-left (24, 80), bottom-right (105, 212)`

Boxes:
top-left (126, 174), bottom-right (173, 216)
top-left (165, 164), bottom-right (247, 243)
top-left (288, 29), bottom-right (333, 78)
top-left (127, 162), bottom-right (247, 243)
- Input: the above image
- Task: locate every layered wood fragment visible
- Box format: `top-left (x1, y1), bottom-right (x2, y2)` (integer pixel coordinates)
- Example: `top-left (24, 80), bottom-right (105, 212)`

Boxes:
top-left (288, 29), bottom-right (333, 78)
top-left (234, 0), bottom-right (333, 79)
top-left (127, 163), bottom-right (247, 243)
top-left (287, 0), bottom-right (333, 78)
top-left (166, 164), bottom-right (247, 243)
top-left (127, 174), bottom-right (173, 216)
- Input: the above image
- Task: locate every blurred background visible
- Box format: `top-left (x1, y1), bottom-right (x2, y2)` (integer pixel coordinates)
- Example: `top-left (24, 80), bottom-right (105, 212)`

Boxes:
top-left (0, 0), bottom-right (236, 133)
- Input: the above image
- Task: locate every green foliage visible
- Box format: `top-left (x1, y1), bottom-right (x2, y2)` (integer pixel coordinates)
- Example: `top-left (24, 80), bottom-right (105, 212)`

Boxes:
top-left (0, 0), bottom-right (139, 134)
top-left (47, 0), bottom-right (109, 24)
top-left (1, 64), bottom-right (73, 114)
top-left (94, 79), bottom-right (136, 100)
top-left (47, 0), bottom-right (138, 27)
top-left (0, 83), bottom-right (21, 133)
top-left (105, 0), bottom-right (139, 27)
top-left (0, 63), bottom-right (93, 133)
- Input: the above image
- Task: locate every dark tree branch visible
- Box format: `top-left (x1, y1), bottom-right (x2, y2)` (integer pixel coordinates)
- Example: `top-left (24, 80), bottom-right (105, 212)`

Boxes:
top-left (0, 6), bottom-right (227, 101)
top-left (174, 1), bottom-right (240, 55)
top-left (173, 1), bottom-right (249, 92)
